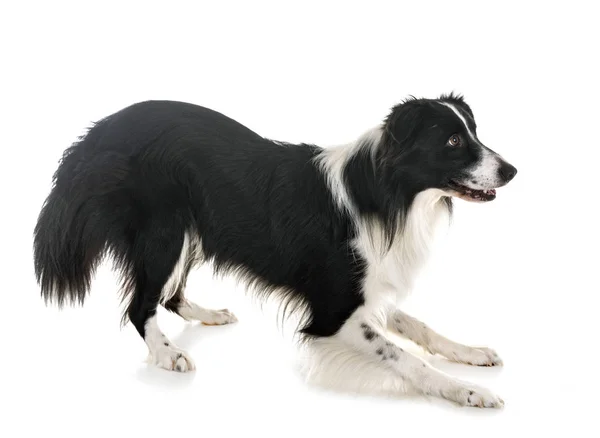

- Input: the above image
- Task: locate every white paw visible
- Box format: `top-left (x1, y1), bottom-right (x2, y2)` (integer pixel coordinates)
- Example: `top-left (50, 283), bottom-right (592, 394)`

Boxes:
top-left (465, 347), bottom-right (503, 367)
top-left (149, 345), bottom-right (196, 372)
top-left (450, 346), bottom-right (503, 367)
top-left (200, 308), bottom-right (238, 326)
top-left (472, 347), bottom-right (503, 366)
top-left (451, 385), bottom-right (504, 409)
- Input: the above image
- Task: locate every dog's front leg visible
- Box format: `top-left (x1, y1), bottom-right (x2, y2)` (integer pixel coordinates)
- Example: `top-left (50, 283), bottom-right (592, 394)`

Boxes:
top-left (387, 309), bottom-right (503, 366)
top-left (334, 312), bottom-right (504, 408)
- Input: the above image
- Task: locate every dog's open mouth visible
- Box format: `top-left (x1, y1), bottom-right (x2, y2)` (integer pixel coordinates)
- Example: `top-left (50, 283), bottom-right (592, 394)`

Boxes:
top-left (448, 180), bottom-right (497, 202)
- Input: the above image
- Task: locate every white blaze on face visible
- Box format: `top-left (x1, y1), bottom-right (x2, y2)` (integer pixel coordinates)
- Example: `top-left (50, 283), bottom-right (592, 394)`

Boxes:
top-left (439, 101), bottom-right (503, 189)
top-left (467, 146), bottom-right (504, 188)
top-left (439, 101), bottom-right (477, 141)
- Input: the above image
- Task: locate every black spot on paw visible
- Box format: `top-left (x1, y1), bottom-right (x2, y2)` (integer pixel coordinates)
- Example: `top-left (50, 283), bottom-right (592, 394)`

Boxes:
top-left (362, 324), bottom-right (379, 341)
top-left (376, 348), bottom-right (384, 355)
top-left (164, 342), bottom-right (170, 347)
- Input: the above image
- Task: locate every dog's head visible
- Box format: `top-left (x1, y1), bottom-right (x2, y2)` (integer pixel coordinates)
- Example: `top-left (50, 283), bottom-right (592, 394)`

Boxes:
top-left (379, 93), bottom-right (517, 202)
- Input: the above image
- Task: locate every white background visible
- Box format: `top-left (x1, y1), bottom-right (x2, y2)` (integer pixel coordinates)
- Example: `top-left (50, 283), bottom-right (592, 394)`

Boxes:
top-left (1, 1), bottom-right (599, 436)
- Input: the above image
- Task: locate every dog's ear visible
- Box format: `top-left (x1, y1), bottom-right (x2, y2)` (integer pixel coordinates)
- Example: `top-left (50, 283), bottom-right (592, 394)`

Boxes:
top-left (381, 97), bottom-right (425, 149)
top-left (438, 92), bottom-right (474, 119)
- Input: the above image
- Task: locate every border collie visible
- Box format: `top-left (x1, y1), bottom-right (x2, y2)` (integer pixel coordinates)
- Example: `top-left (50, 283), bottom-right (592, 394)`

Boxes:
top-left (34, 94), bottom-right (516, 408)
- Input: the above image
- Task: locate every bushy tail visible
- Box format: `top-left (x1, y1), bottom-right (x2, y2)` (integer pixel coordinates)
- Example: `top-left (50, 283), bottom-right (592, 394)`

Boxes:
top-left (33, 139), bottom-right (109, 307)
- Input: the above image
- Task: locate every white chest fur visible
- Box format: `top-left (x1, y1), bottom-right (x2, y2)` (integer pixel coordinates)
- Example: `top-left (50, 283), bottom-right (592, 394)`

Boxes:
top-left (354, 189), bottom-right (450, 308)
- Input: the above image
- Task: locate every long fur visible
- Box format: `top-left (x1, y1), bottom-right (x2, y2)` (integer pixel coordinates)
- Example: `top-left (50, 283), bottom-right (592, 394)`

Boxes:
top-left (34, 94), bottom-right (516, 406)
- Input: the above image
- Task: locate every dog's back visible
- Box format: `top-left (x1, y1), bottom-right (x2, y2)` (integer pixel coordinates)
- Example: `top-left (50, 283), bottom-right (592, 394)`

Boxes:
top-left (33, 100), bottom-right (356, 339)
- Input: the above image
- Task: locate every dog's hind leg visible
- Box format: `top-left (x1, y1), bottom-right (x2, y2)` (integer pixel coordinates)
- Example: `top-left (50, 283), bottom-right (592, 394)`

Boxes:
top-left (164, 292), bottom-right (237, 326)
top-left (388, 309), bottom-right (502, 367)
top-left (304, 306), bottom-right (503, 408)
top-left (161, 232), bottom-right (237, 326)
top-left (125, 220), bottom-right (197, 372)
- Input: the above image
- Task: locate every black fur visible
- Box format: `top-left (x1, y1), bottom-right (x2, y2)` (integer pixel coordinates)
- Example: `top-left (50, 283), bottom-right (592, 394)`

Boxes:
top-left (33, 93), bottom-right (505, 345)
top-left (34, 101), bottom-right (366, 339)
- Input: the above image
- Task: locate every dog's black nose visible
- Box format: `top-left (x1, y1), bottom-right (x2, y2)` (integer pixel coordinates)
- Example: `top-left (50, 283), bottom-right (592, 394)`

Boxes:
top-left (499, 161), bottom-right (517, 183)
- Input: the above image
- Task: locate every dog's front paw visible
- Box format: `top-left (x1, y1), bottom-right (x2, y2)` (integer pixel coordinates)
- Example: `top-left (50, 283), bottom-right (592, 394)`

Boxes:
top-left (447, 385), bottom-right (504, 409)
top-left (463, 387), bottom-right (504, 408)
top-left (449, 346), bottom-right (503, 367)
top-left (470, 347), bottom-right (503, 367)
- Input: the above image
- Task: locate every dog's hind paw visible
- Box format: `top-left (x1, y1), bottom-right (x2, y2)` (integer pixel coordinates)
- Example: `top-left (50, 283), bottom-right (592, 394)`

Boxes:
top-left (176, 301), bottom-right (238, 326)
top-left (200, 308), bottom-right (238, 326)
top-left (149, 345), bottom-right (196, 372)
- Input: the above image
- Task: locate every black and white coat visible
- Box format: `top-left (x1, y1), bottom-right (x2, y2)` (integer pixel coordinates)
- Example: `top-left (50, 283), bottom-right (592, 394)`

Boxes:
top-left (34, 94), bottom-right (516, 408)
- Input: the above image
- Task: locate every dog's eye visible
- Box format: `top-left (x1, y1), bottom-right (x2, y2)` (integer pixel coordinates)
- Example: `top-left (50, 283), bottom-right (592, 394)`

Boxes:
top-left (447, 134), bottom-right (462, 147)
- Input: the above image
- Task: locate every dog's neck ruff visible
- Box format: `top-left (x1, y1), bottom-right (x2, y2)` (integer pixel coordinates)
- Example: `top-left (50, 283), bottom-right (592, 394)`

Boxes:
top-left (316, 127), bottom-right (450, 303)
top-left (314, 127), bottom-right (382, 221)
top-left (315, 125), bottom-right (449, 239)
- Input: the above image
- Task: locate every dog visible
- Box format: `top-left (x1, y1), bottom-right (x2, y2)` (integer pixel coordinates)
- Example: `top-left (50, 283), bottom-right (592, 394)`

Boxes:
top-left (34, 93), bottom-right (516, 408)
